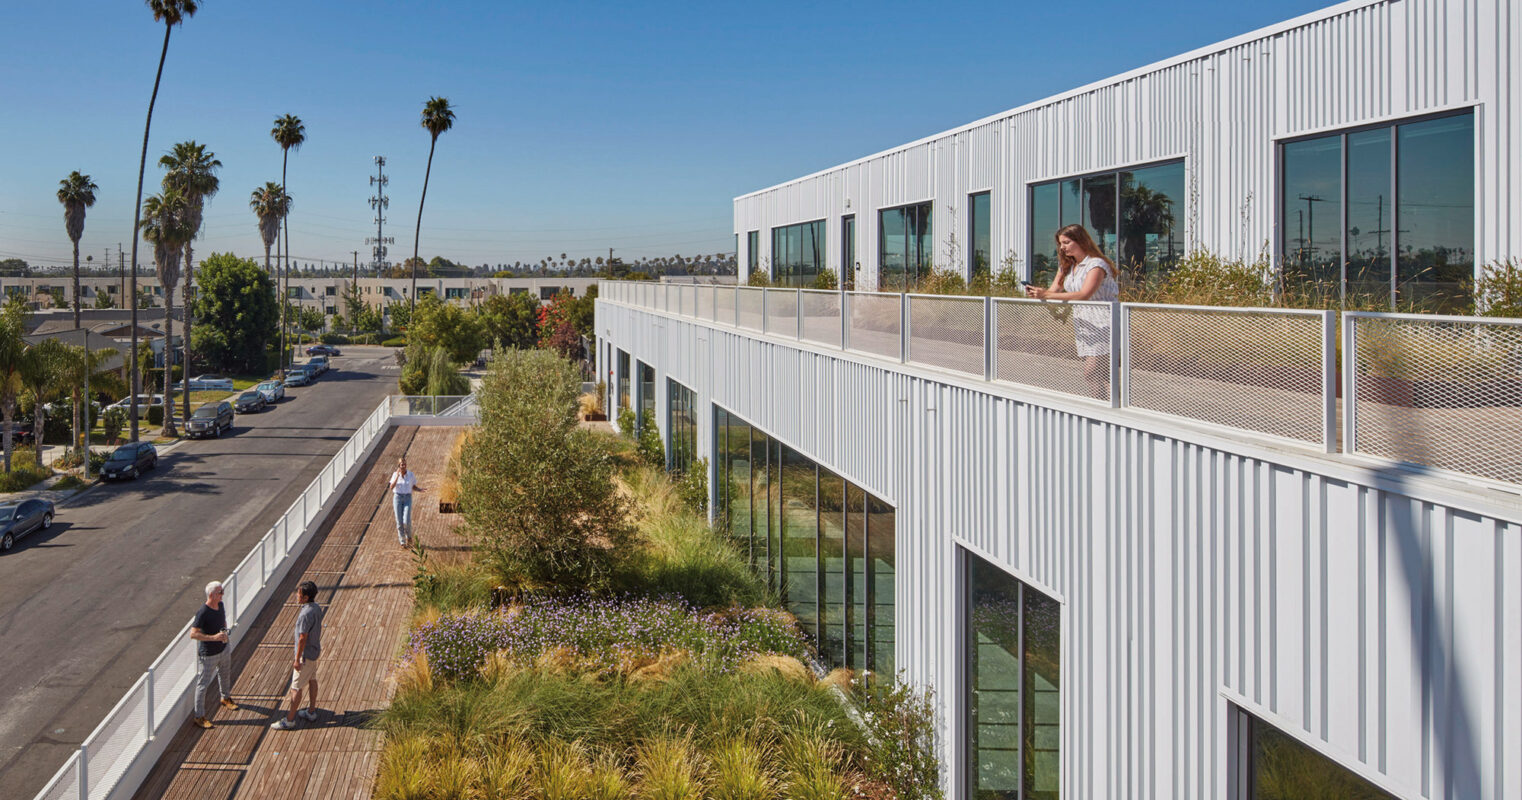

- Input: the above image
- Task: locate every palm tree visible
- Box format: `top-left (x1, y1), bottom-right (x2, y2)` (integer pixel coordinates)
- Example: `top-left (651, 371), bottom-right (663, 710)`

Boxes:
top-left (18, 338), bottom-right (69, 465)
top-left (141, 188), bottom-right (194, 437)
top-left (271, 114), bottom-right (305, 377)
top-left (128, 0), bottom-right (199, 443)
top-left (52, 342), bottom-right (125, 464)
top-left (250, 182), bottom-right (290, 273)
top-left (160, 141), bottom-right (220, 425)
top-left (411, 96), bottom-right (455, 316)
top-left (57, 172), bottom-right (99, 329)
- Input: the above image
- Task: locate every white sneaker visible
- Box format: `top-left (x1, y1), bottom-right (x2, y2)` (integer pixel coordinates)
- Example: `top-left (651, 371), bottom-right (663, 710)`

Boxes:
top-left (298, 708), bottom-right (318, 722)
top-left (270, 717), bottom-right (298, 730)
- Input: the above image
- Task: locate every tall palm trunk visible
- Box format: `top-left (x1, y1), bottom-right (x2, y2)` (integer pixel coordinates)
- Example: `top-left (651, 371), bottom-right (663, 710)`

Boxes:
top-left (162, 294), bottom-right (177, 437)
top-left (279, 152), bottom-right (289, 378)
top-left (264, 241), bottom-right (272, 273)
top-left (32, 403), bottom-right (46, 466)
top-left (128, 23), bottom-right (173, 443)
top-left (411, 136), bottom-right (438, 317)
top-left (72, 238), bottom-right (82, 328)
top-left (182, 241), bottom-right (194, 425)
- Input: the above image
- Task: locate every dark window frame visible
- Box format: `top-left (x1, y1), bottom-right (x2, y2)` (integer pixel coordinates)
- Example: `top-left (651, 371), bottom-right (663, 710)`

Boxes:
top-left (878, 200), bottom-right (934, 289)
top-left (968, 190), bottom-right (992, 279)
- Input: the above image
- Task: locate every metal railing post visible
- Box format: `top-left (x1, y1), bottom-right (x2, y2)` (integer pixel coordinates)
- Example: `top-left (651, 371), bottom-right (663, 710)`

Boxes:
top-left (1321, 310), bottom-right (1337, 454)
top-left (761, 289), bottom-right (769, 334)
top-left (795, 289), bottom-right (803, 340)
top-left (1109, 301), bottom-right (1123, 408)
top-left (77, 744), bottom-right (88, 800)
top-left (227, 572), bottom-right (237, 627)
top-left (145, 666), bottom-right (156, 740)
top-left (840, 289), bottom-right (849, 351)
top-left (1342, 313), bottom-right (1358, 454)
top-left (900, 293), bottom-right (909, 363)
top-left (1118, 304), bottom-right (1132, 408)
top-left (984, 296), bottom-right (995, 381)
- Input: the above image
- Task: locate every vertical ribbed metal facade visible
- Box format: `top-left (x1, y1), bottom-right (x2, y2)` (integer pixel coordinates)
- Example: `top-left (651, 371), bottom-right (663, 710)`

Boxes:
top-left (598, 297), bottom-right (1522, 800)
top-left (735, 0), bottom-right (1520, 290)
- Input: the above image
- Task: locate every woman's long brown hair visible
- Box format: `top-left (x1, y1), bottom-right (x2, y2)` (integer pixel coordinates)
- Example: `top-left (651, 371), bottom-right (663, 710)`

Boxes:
top-left (1055, 223), bottom-right (1115, 272)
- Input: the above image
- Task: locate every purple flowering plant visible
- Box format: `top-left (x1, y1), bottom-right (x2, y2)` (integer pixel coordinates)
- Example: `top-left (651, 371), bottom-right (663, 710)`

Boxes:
top-left (408, 594), bottom-right (806, 682)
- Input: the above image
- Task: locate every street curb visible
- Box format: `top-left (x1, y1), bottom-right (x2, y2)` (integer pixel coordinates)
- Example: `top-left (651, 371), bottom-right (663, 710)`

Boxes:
top-left (51, 437), bottom-right (187, 509)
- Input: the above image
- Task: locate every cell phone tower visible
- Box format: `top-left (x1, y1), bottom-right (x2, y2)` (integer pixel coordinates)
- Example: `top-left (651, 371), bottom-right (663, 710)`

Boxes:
top-left (367, 156), bottom-right (394, 274)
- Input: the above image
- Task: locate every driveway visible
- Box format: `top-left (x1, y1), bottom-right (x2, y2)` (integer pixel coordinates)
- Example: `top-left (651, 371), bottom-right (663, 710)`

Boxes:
top-left (0, 346), bottom-right (401, 798)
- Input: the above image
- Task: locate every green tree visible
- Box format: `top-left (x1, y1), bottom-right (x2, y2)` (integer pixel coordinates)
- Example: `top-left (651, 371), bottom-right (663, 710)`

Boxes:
top-left (411, 96), bottom-right (455, 315)
top-left (272, 114), bottom-right (305, 376)
top-left (387, 300), bottom-right (412, 332)
top-left (129, 0), bottom-right (200, 443)
top-left (191, 252), bottom-right (278, 373)
top-left (476, 292), bottom-right (539, 349)
top-left (408, 294), bottom-right (483, 363)
top-left (297, 306), bottom-right (325, 332)
top-left (459, 349), bottom-right (638, 590)
top-left (0, 311), bottom-right (27, 472)
top-left (141, 187), bottom-right (195, 437)
top-left (160, 140), bottom-right (221, 425)
top-left (57, 171), bottom-right (99, 329)
top-left (53, 342), bottom-right (125, 461)
top-left (93, 290), bottom-right (115, 309)
top-left (340, 281), bottom-right (366, 331)
top-left (17, 338), bottom-right (68, 465)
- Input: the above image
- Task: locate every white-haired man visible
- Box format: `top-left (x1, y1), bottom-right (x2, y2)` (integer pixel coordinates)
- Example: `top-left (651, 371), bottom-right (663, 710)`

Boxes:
top-left (188, 581), bottom-right (238, 729)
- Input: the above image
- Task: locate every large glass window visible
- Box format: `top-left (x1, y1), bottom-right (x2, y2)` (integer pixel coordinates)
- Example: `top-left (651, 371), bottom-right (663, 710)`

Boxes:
top-left (842, 215), bottom-right (856, 289)
top-left (667, 379), bottom-right (697, 475)
top-left (967, 553), bottom-right (1062, 800)
top-left (1031, 161), bottom-right (1184, 287)
top-left (716, 407), bottom-right (894, 671)
top-left (879, 202), bottom-right (933, 290)
top-left (1247, 714), bottom-right (1396, 799)
top-left (771, 220), bottom-right (826, 287)
top-left (1279, 109), bottom-right (1473, 310)
top-left (747, 231), bottom-right (759, 277)
top-left (616, 350), bottom-right (630, 411)
top-left (970, 191), bottom-right (992, 279)
top-left (637, 361), bottom-right (656, 434)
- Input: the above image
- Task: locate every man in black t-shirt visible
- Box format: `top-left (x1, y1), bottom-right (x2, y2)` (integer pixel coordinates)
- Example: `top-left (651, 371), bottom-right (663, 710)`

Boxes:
top-left (188, 581), bottom-right (239, 729)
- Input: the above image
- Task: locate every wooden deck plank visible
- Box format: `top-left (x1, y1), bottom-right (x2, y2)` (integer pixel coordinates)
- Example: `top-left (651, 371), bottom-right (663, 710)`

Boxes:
top-left (129, 426), bottom-right (470, 800)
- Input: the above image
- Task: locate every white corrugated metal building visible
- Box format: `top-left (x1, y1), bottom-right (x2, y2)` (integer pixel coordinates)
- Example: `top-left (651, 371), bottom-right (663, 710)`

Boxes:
top-left (600, 2), bottom-right (1521, 798)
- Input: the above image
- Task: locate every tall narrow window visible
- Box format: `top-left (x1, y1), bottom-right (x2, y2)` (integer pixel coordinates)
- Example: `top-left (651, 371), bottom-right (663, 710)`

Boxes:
top-left (637, 361), bottom-right (656, 436)
top-left (967, 553), bottom-right (1062, 800)
top-left (819, 469), bottom-right (846, 666)
top-left (879, 202), bottom-right (932, 290)
top-left (969, 192), bottom-right (992, 279)
top-left (666, 379), bottom-right (696, 475)
top-left (846, 481), bottom-right (868, 669)
top-left (782, 446), bottom-right (819, 642)
top-left (616, 350), bottom-right (630, 411)
top-left (868, 493), bottom-right (895, 676)
top-left (842, 215), bottom-right (856, 289)
top-left (747, 230), bottom-right (759, 278)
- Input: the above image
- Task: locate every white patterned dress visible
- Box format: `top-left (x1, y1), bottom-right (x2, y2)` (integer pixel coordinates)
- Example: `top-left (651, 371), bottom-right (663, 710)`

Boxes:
top-left (1064, 256), bottom-right (1119, 356)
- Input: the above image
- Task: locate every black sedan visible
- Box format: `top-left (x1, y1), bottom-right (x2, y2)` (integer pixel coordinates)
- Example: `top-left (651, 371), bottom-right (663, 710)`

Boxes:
top-left (233, 390), bottom-right (267, 414)
top-left (306, 344), bottom-right (341, 356)
top-left (0, 498), bottom-right (54, 552)
top-left (100, 442), bottom-right (158, 481)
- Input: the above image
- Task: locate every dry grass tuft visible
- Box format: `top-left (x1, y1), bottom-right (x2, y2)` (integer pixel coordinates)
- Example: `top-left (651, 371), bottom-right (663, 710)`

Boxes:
top-left (535, 739), bottom-right (594, 800)
top-left (391, 651), bottom-right (435, 697)
top-left (535, 645), bottom-right (582, 674)
top-left (478, 739), bottom-right (536, 800)
top-left (818, 668), bottom-right (855, 693)
top-left (636, 734), bottom-right (707, 800)
top-left (709, 736), bottom-right (777, 800)
top-left (738, 653), bottom-right (813, 684)
top-left (480, 650), bottom-right (525, 685)
top-left (627, 649), bottom-right (693, 685)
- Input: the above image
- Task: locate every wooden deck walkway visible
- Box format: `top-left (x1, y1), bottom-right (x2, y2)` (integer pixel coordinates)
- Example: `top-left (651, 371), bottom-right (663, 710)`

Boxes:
top-left (131, 425), bottom-right (470, 800)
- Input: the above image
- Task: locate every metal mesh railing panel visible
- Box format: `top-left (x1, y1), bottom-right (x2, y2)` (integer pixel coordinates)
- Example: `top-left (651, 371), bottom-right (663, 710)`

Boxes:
top-left (907, 295), bottom-right (985, 376)
top-left (1350, 314), bottom-right (1522, 484)
top-left (994, 299), bottom-right (1114, 401)
top-left (35, 752), bottom-right (81, 800)
top-left (151, 637), bottom-right (197, 728)
top-left (799, 290), bottom-right (843, 348)
top-left (765, 290), bottom-right (799, 337)
top-left (697, 286), bottom-right (713, 320)
top-left (232, 554), bottom-right (262, 621)
top-left (846, 292), bottom-right (902, 360)
top-left (1127, 306), bottom-right (1326, 444)
top-left (737, 287), bottom-right (765, 331)
top-left (715, 287), bottom-right (736, 325)
top-left (679, 285), bottom-right (695, 316)
top-left (86, 678), bottom-right (151, 798)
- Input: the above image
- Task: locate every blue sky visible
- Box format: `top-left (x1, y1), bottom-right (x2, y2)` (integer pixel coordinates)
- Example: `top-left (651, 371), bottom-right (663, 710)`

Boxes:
top-left (0, 0), bottom-right (1333, 271)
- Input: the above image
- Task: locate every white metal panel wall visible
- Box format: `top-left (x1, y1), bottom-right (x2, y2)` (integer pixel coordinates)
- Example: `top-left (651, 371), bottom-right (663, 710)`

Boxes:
top-left (735, 0), bottom-right (1518, 287)
top-left (602, 299), bottom-right (1522, 800)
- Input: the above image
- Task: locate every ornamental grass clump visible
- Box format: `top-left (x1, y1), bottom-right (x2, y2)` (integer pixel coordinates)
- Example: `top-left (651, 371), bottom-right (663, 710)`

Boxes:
top-left (460, 349), bottom-right (639, 591)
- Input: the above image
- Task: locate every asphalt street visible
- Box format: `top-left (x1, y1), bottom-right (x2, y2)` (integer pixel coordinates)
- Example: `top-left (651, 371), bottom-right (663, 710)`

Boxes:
top-left (0, 345), bottom-right (402, 799)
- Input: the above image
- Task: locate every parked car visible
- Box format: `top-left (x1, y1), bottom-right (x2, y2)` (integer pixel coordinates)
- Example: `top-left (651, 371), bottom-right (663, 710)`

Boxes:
top-left (233, 391), bottom-right (266, 414)
top-left (185, 401), bottom-right (234, 438)
top-left (2, 422), bottom-right (34, 447)
top-left (107, 394), bottom-right (166, 419)
top-left (254, 380), bottom-right (286, 403)
top-left (306, 356), bottom-right (330, 375)
top-left (100, 442), bottom-right (157, 481)
top-left (306, 344), bottom-right (341, 356)
top-left (0, 498), bottom-right (55, 553)
top-left (175, 374), bottom-right (235, 392)
top-left (283, 367), bottom-right (315, 386)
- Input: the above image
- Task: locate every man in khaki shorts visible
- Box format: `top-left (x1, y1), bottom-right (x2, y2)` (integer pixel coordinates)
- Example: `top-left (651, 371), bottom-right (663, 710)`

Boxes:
top-left (271, 581), bottom-right (323, 730)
